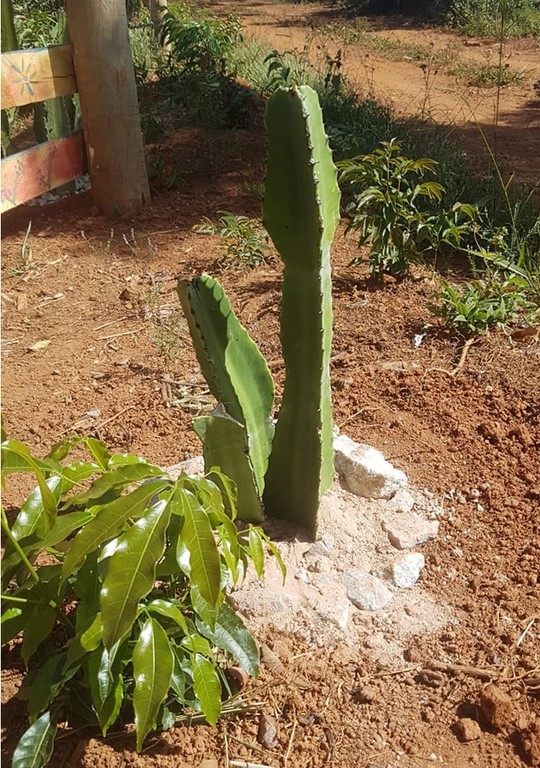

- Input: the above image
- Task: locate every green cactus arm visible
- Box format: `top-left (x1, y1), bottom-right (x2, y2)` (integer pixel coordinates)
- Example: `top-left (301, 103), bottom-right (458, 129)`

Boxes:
top-left (262, 86), bottom-right (340, 539)
top-left (193, 413), bottom-right (264, 524)
top-left (177, 274), bottom-right (274, 495)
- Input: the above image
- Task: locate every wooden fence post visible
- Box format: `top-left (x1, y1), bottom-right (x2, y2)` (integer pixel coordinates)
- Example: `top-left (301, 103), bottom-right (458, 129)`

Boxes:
top-left (65, 0), bottom-right (150, 217)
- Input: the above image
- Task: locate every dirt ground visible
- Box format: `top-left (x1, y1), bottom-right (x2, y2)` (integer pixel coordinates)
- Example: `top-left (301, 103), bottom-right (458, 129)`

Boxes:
top-left (1, 2), bottom-right (540, 767)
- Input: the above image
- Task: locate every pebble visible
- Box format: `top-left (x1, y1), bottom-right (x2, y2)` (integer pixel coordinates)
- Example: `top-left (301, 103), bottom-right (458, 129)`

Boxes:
top-left (480, 684), bottom-right (514, 729)
top-left (456, 718), bottom-right (482, 742)
top-left (342, 570), bottom-right (393, 611)
top-left (382, 514), bottom-right (439, 550)
top-left (392, 553), bottom-right (425, 588)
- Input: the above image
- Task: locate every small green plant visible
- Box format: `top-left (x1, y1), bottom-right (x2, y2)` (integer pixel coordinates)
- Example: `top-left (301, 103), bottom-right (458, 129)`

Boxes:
top-left (451, 61), bottom-right (526, 87)
top-left (2, 433), bottom-right (282, 766)
top-left (429, 278), bottom-right (519, 334)
top-left (338, 139), bottom-right (445, 279)
top-left (193, 212), bottom-right (270, 269)
top-left (7, 220), bottom-right (35, 277)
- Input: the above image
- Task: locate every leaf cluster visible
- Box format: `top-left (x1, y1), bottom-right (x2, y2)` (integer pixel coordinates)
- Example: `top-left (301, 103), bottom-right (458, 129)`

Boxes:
top-left (2, 434), bottom-right (282, 765)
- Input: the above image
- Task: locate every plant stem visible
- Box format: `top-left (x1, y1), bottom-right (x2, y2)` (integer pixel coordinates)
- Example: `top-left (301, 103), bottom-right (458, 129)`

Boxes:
top-left (1, 593), bottom-right (49, 605)
top-left (1, 508), bottom-right (40, 583)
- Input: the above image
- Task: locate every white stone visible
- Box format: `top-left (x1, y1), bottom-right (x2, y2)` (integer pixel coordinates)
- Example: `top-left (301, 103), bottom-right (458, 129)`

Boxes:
top-left (165, 456), bottom-right (204, 480)
top-left (305, 580), bottom-right (350, 629)
top-left (342, 570), bottom-right (393, 611)
top-left (386, 488), bottom-right (415, 514)
top-left (392, 553), bottom-right (425, 588)
top-left (382, 513), bottom-right (439, 550)
top-left (334, 435), bottom-right (408, 499)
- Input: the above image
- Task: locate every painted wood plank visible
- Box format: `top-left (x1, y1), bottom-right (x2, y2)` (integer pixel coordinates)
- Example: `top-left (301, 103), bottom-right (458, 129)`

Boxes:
top-left (1, 45), bottom-right (76, 109)
top-left (1, 130), bottom-right (87, 213)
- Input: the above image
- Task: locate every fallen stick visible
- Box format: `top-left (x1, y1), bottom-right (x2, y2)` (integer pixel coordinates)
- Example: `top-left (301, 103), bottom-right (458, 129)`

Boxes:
top-left (450, 337), bottom-right (476, 376)
top-left (424, 659), bottom-right (498, 681)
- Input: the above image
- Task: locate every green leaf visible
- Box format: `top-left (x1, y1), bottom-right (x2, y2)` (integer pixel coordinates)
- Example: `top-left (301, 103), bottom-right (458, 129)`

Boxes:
top-left (65, 463), bottom-right (166, 508)
top-left (97, 673), bottom-right (123, 737)
top-left (196, 601), bottom-right (259, 677)
top-left (61, 480), bottom-right (168, 582)
top-left (12, 711), bottom-right (57, 768)
top-left (1, 606), bottom-right (26, 644)
top-left (191, 653), bottom-right (221, 725)
top-left (21, 604), bottom-right (57, 666)
top-left (248, 527), bottom-right (264, 578)
top-left (28, 653), bottom-right (67, 722)
top-left (189, 584), bottom-right (220, 631)
top-left (133, 618), bottom-right (174, 752)
top-left (146, 599), bottom-right (188, 635)
top-left (2, 441), bottom-right (58, 534)
top-left (40, 510), bottom-right (95, 550)
top-left (67, 612), bottom-right (102, 666)
top-left (10, 476), bottom-right (63, 542)
top-left (178, 490), bottom-right (221, 607)
top-left (181, 632), bottom-right (213, 657)
top-left (100, 498), bottom-right (172, 648)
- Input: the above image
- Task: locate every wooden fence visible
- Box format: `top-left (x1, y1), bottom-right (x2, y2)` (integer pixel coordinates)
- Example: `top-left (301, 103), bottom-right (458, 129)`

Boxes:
top-left (1, 44), bottom-right (86, 214)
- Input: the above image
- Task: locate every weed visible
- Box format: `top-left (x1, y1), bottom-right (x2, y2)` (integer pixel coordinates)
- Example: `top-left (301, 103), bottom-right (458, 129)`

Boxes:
top-left (447, 0), bottom-right (540, 37)
top-left (193, 212), bottom-right (270, 269)
top-left (430, 278), bottom-right (520, 335)
top-left (144, 285), bottom-right (185, 374)
top-left (452, 62), bottom-right (526, 87)
top-left (7, 221), bottom-right (35, 277)
top-left (149, 152), bottom-right (183, 189)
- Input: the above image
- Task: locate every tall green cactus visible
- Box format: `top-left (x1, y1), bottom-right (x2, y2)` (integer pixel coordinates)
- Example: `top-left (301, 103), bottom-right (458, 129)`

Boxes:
top-left (178, 86), bottom-right (340, 539)
top-left (262, 86), bottom-right (340, 537)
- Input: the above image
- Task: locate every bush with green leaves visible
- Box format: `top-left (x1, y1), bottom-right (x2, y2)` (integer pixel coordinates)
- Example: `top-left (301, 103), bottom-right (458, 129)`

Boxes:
top-left (161, 3), bottom-right (242, 75)
top-left (194, 212), bottom-right (270, 269)
top-left (447, 0), bottom-right (540, 37)
top-left (338, 139), bottom-right (479, 279)
top-left (2, 434), bottom-right (283, 766)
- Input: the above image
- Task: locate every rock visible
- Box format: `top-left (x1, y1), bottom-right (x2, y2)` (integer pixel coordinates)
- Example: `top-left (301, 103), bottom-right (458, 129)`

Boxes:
top-left (386, 488), bottom-right (415, 514)
top-left (456, 718), bottom-right (482, 742)
top-left (480, 684), bottom-right (514, 730)
top-left (166, 456), bottom-right (204, 480)
top-left (305, 579), bottom-right (350, 629)
top-left (334, 435), bottom-right (408, 499)
top-left (382, 513), bottom-right (439, 550)
top-left (342, 570), bottom-right (393, 611)
top-left (257, 713), bottom-right (278, 749)
top-left (392, 553), bottom-right (425, 588)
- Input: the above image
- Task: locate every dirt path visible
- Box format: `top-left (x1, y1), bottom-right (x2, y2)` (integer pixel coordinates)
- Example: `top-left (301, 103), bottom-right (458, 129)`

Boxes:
top-left (223, 0), bottom-right (540, 182)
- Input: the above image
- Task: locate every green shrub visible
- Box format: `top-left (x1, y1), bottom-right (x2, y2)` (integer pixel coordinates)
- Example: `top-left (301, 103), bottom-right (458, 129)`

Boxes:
top-left (447, 0), bottom-right (540, 37)
top-left (2, 434), bottom-right (282, 764)
top-left (338, 139), bottom-right (478, 278)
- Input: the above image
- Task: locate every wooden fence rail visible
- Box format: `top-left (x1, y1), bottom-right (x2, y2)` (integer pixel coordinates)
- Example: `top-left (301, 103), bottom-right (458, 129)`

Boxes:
top-left (1, 44), bottom-right (86, 213)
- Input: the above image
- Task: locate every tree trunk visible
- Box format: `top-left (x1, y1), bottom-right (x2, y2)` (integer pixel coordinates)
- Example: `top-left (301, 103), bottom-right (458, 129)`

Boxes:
top-left (65, 0), bottom-right (150, 217)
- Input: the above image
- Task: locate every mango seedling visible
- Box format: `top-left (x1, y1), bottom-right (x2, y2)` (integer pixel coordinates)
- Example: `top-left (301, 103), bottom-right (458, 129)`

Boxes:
top-left (178, 85), bottom-right (340, 539)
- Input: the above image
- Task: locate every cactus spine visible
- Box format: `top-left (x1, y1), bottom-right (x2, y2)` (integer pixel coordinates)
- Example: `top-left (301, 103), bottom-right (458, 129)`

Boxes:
top-left (178, 86), bottom-right (340, 539)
